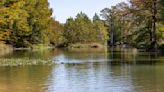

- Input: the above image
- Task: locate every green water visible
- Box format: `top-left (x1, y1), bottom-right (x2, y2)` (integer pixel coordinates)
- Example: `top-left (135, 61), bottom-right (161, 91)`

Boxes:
top-left (0, 48), bottom-right (164, 92)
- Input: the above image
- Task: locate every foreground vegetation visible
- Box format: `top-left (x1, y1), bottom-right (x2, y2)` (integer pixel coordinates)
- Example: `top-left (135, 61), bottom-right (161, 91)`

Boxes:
top-left (0, 58), bottom-right (53, 66)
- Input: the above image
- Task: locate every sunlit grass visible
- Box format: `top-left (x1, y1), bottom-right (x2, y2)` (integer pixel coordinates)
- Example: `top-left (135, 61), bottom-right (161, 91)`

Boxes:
top-left (0, 58), bottom-right (54, 66)
top-left (68, 43), bottom-right (105, 48)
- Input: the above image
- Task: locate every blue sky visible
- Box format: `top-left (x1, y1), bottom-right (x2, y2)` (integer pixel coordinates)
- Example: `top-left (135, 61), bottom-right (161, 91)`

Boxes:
top-left (48, 0), bottom-right (127, 23)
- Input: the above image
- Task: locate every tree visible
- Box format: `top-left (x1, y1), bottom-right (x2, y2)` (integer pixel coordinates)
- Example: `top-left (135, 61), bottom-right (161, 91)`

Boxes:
top-left (93, 19), bottom-right (108, 44)
top-left (0, 0), bottom-right (53, 47)
top-left (100, 0), bottom-right (163, 49)
top-left (50, 20), bottom-right (64, 46)
top-left (101, 2), bottom-right (130, 46)
top-left (0, 0), bottom-right (31, 47)
top-left (129, 0), bottom-right (159, 50)
top-left (93, 13), bottom-right (100, 22)
top-left (64, 12), bottom-right (108, 45)
top-left (25, 0), bottom-right (53, 44)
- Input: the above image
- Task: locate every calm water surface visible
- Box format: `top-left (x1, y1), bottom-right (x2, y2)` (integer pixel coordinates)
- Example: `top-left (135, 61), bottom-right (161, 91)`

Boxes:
top-left (0, 48), bottom-right (164, 92)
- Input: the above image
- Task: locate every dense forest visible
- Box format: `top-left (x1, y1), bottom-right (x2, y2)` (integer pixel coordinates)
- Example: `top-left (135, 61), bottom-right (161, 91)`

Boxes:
top-left (0, 0), bottom-right (53, 47)
top-left (0, 0), bottom-right (164, 50)
top-left (101, 0), bottom-right (164, 50)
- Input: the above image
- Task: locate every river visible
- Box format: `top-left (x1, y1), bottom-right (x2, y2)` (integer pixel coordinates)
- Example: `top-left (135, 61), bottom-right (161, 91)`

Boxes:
top-left (0, 48), bottom-right (164, 92)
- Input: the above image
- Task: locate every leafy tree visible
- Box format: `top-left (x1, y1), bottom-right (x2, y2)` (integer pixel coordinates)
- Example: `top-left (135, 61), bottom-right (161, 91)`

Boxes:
top-left (100, 1), bottom-right (163, 49)
top-left (0, 0), bottom-right (53, 47)
top-left (101, 3), bottom-right (129, 46)
top-left (25, 0), bottom-right (52, 45)
top-left (64, 12), bottom-right (108, 45)
top-left (0, 0), bottom-right (31, 47)
top-left (93, 14), bottom-right (108, 44)
top-left (93, 13), bottom-right (100, 22)
top-left (50, 20), bottom-right (64, 46)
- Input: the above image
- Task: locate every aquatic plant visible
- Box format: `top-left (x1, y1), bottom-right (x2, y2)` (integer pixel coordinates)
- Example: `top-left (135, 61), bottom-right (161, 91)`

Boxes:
top-left (0, 58), bottom-right (54, 66)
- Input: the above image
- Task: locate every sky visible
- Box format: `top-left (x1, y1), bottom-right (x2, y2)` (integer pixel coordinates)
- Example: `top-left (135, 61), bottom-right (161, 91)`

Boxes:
top-left (48, 0), bottom-right (127, 23)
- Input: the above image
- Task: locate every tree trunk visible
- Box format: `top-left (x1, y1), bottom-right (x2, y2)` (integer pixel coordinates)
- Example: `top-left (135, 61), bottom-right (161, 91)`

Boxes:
top-left (151, 0), bottom-right (157, 51)
top-left (110, 13), bottom-right (114, 47)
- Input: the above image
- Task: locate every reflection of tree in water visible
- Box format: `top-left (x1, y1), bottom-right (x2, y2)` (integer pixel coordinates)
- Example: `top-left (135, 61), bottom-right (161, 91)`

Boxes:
top-left (108, 48), bottom-right (138, 65)
top-left (107, 49), bottom-right (164, 92)
top-left (59, 48), bottom-right (108, 61)
top-left (53, 60), bottom-right (136, 92)
top-left (0, 65), bottom-right (53, 92)
top-left (108, 48), bottom-right (162, 65)
top-left (1, 48), bottom-right (63, 60)
top-left (130, 65), bottom-right (164, 92)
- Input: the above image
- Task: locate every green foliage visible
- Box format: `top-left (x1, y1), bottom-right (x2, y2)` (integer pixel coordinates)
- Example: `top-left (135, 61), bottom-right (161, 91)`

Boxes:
top-left (93, 13), bottom-right (100, 22)
top-left (0, 0), bottom-right (163, 49)
top-left (93, 19), bottom-right (108, 44)
top-left (64, 12), bottom-right (108, 45)
top-left (101, 0), bottom-right (164, 49)
top-left (101, 3), bottom-right (130, 45)
top-left (49, 20), bottom-right (65, 46)
top-left (0, 0), bottom-right (31, 47)
top-left (25, 0), bottom-right (52, 44)
top-left (0, 0), bottom-right (53, 47)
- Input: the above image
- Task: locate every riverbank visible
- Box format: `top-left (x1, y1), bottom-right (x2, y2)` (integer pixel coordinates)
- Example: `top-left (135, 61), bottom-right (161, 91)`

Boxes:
top-left (0, 43), bottom-right (55, 66)
top-left (11, 44), bottom-right (55, 51)
top-left (67, 43), bottom-right (106, 48)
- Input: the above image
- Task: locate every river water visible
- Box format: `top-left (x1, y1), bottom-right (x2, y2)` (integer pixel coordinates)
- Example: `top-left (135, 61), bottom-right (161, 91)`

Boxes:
top-left (0, 48), bottom-right (164, 92)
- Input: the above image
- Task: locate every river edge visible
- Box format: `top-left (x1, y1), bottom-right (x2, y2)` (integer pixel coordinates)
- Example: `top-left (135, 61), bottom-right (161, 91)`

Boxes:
top-left (0, 43), bottom-right (107, 66)
top-left (0, 43), bottom-right (163, 67)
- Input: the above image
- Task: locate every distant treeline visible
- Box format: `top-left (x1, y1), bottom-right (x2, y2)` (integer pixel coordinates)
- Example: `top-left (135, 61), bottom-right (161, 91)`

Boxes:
top-left (0, 0), bottom-right (164, 49)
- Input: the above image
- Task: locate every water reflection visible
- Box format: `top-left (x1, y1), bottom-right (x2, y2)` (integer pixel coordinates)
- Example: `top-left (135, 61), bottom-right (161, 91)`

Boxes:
top-left (48, 64), bottom-right (132, 92)
top-left (0, 48), bottom-right (164, 92)
top-left (0, 49), bottom-right (62, 60)
top-left (52, 48), bottom-right (107, 64)
top-left (0, 65), bottom-right (53, 92)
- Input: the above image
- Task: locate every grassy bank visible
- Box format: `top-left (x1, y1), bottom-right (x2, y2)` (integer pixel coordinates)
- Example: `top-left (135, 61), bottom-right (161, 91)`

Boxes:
top-left (31, 44), bottom-right (52, 49)
top-left (13, 44), bottom-right (54, 51)
top-left (0, 58), bottom-right (54, 66)
top-left (68, 43), bottom-right (106, 48)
